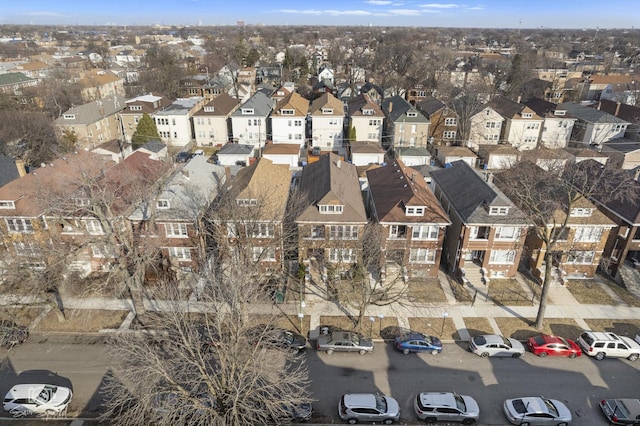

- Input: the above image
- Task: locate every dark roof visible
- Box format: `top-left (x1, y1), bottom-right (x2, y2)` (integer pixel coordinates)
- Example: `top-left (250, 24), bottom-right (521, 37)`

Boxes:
top-left (366, 160), bottom-right (449, 224)
top-left (489, 96), bottom-right (527, 119)
top-left (140, 139), bottom-right (166, 153)
top-left (559, 102), bottom-right (629, 124)
top-left (381, 95), bottom-right (427, 123)
top-left (0, 155), bottom-right (21, 187)
top-left (296, 153), bottom-right (367, 224)
top-left (218, 143), bottom-right (255, 155)
top-left (593, 99), bottom-right (640, 124)
top-left (429, 160), bottom-right (529, 224)
top-left (193, 92), bottom-right (240, 117)
top-left (600, 137), bottom-right (640, 154)
top-left (522, 97), bottom-right (575, 118)
top-left (417, 96), bottom-right (447, 117)
top-left (347, 94), bottom-right (384, 117)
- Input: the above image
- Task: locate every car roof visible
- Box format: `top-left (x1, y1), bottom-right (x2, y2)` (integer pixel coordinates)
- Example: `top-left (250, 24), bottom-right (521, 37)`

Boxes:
top-left (538, 335), bottom-right (567, 344)
top-left (478, 334), bottom-right (503, 344)
top-left (582, 331), bottom-right (621, 341)
top-left (344, 393), bottom-right (377, 408)
top-left (418, 392), bottom-right (457, 407)
top-left (514, 397), bottom-right (553, 414)
top-left (609, 399), bottom-right (640, 418)
top-left (396, 332), bottom-right (426, 341)
top-left (6, 384), bottom-right (57, 397)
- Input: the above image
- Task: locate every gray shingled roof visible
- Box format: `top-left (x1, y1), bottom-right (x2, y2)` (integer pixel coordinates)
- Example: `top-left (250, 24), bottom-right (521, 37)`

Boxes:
top-left (218, 143), bottom-right (255, 155)
top-left (140, 139), bottom-right (166, 153)
top-left (560, 102), bottom-right (629, 124)
top-left (55, 94), bottom-right (126, 125)
top-left (0, 155), bottom-right (20, 187)
top-left (0, 72), bottom-right (36, 86)
top-left (381, 95), bottom-right (427, 123)
top-left (231, 91), bottom-right (274, 118)
top-left (429, 160), bottom-right (530, 225)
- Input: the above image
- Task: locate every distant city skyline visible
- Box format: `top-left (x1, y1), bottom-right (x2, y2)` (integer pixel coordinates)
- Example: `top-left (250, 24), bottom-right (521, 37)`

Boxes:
top-left (0, 0), bottom-right (637, 29)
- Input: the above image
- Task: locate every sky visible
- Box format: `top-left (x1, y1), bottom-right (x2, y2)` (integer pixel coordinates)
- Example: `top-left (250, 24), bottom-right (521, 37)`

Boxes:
top-left (1, 0), bottom-right (638, 29)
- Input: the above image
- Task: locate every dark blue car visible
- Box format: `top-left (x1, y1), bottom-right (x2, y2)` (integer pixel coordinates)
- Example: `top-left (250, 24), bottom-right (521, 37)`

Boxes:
top-left (394, 332), bottom-right (442, 355)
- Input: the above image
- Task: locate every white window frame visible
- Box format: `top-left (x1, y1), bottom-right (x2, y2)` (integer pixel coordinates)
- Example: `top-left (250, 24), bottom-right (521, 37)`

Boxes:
top-left (443, 131), bottom-right (456, 139)
top-left (489, 249), bottom-right (516, 265)
top-left (252, 246), bottom-right (276, 261)
top-left (494, 226), bottom-right (519, 240)
top-left (84, 219), bottom-right (103, 235)
top-left (328, 248), bottom-right (357, 263)
top-left (319, 204), bottom-right (344, 214)
top-left (168, 247), bottom-right (191, 260)
top-left (566, 250), bottom-right (595, 264)
top-left (573, 227), bottom-right (603, 243)
top-left (251, 223), bottom-right (274, 238)
top-left (0, 201), bottom-right (15, 209)
top-left (570, 208), bottom-right (593, 217)
top-left (489, 206), bottom-right (509, 215)
top-left (157, 199), bottom-right (170, 209)
top-left (405, 206), bottom-right (425, 216)
top-left (412, 225), bottom-right (439, 240)
top-left (166, 222), bottom-right (188, 237)
top-left (329, 225), bottom-right (358, 239)
top-left (409, 248), bottom-right (436, 264)
top-left (444, 117), bottom-right (457, 126)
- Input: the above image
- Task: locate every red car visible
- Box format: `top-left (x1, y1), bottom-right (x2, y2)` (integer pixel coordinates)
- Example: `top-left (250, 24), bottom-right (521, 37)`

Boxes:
top-left (527, 334), bottom-right (582, 358)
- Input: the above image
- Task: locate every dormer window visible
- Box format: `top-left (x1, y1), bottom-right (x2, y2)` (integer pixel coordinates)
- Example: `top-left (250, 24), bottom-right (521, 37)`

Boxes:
top-left (554, 110), bottom-right (566, 116)
top-left (277, 91), bottom-right (284, 96)
top-left (444, 117), bottom-right (457, 126)
top-left (362, 108), bottom-right (374, 115)
top-left (157, 199), bottom-right (170, 209)
top-left (521, 113), bottom-right (533, 118)
top-left (204, 106), bottom-right (214, 112)
top-left (241, 108), bottom-right (254, 115)
top-left (280, 109), bottom-right (294, 115)
top-left (129, 105), bottom-right (142, 111)
top-left (63, 114), bottom-right (76, 119)
top-left (489, 206), bottom-right (509, 215)
top-left (237, 199), bottom-right (258, 206)
top-left (406, 206), bottom-right (425, 216)
top-left (407, 112), bottom-right (417, 117)
top-left (322, 108), bottom-right (333, 114)
top-left (570, 207), bottom-right (592, 217)
top-left (74, 198), bottom-right (90, 207)
top-left (319, 204), bottom-right (344, 214)
top-left (0, 201), bottom-right (15, 209)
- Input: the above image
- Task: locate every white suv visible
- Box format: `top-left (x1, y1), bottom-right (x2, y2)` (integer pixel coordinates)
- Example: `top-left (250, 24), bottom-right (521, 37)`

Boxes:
top-left (577, 331), bottom-right (640, 361)
top-left (414, 392), bottom-right (480, 424)
top-left (338, 393), bottom-right (400, 424)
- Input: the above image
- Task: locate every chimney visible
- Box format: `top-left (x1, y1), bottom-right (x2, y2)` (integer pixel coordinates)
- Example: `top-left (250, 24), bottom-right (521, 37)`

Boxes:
top-left (516, 95), bottom-right (522, 104)
top-left (15, 159), bottom-right (27, 177)
top-left (388, 102), bottom-right (393, 113)
top-left (615, 102), bottom-right (622, 116)
top-left (336, 159), bottom-right (341, 168)
top-left (597, 101), bottom-right (601, 110)
top-left (182, 169), bottom-right (190, 178)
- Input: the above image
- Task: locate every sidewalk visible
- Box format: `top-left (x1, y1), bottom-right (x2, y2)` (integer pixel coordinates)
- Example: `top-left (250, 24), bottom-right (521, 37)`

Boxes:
top-left (12, 272), bottom-right (640, 342)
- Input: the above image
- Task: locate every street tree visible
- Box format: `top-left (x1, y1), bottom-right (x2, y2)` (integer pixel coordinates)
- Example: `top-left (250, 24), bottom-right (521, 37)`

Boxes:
top-left (494, 160), bottom-right (640, 329)
top-left (101, 260), bottom-right (313, 426)
top-left (131, 113), bottom-right (160, 149)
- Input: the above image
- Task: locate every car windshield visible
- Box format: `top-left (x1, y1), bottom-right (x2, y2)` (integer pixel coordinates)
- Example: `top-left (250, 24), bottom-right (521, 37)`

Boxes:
top-left (512, 399), bottom-right (527, 414)
top-left (374, 394), bottom-right (387, 412)
top-left (454, 393), bottom-right (466, 411)
top-left (558, 336), bottom-right (569, 346)
top-left (282, 331), bottom-right (294, 344)
top-left (532, 336), bottom-right (546, 345)
top-left (542, 398), bottom-right (559, 417)
top-left (501, 336), bottom-right (513, 348)
top-left (351, 334), bottom-right (360, 345)
top-left (423, 336), bottom-right (432, 345)
top-left (614, 400), bottom-right (631, 418)
top-left (36, 385), bottom-right (57, 404)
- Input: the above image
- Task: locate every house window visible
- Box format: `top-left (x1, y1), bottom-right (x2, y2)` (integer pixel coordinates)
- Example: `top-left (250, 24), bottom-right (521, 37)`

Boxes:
top-left (551, 226), bottom-right (569, 241)
top-left (63, 114), bottom-right (76, 119)
top-left (368, 132), bottom-right (379, 139)
top-left (494, 226), bottom-right (519, 240)
top-left (226, 223), bottom-right (237, 238)
top-left (524, 136), bottom-right (537, 143)
top-left (329, 225), bottom-right (358, 239)
top-left (166, 223), bottom-right (188, 237)
top-left (252, 246), bottom-right (276, 261)
top-left (157, 199), bottom-right (170, 209)
top-left (74, 198), bottom-right (90, 207)
top-left (522, 113), bottom-right (533, 118)
top-left (443, 131), bottom-right (456, 139)
top-left (412, 225), bottom-right (439, 240)
top-left (322, 108), bottom-right (333, 114)
top-left (362, 109), bottom-right (374, 115)
top-left (614, 124), bottom-right (626, 132)
top-left (486, 121), bottom-right (499, 128)
top-left (407, 112), bottom-right (417, 118)
top-left (409, 248), bottom-right (436, 264)
top-left (310, 225), bottom-right (324, 239)
top-left (13, 241), bottom-right (39, 256)
top-left (0, 201), bottom-right (15, 209)
top-left (489, 249), bottom-right (516, 264)
top-left (280, 109), bottom-right (294, 115)
top-left (389, 225), bottom-right (407, 239)
top-left (237, 199), bottom-right (258, 206)
top-left (242, 108), bottom-right (254, 114)
top-left (129, 105), bottom-right (142, 111)
top-left (84, 219), bottom-right (103, 235)
top-left (168, 247), bottom-right (191, 260)
top-left (405, 206), bottom-right (425, 216)
top-left (204, 106), bottom-right (214, 112)
top-left (469, 226), bottom-right (490, 240)
top-left (319, 204), bottom-right (344, 214)
top-left (411, 125), bottom-right (417, 133)
top-left (566, 250), bottom-right (595, 264)
top-left (489, 206), bottom-right (509, 215)
top-left (444, 118), bottom-right (457, 126)
top-left (570, 208), bottom-right (592, 217)
top-left (251, 223), bottom-right (274, 238)
top-left (574, 227), bottom-right (603, 242)
top-left (294, 120), bottom-right (302, 126)
top-left (526, 122), bottom-right (540, 130)
top-left (369, 119), bottom-right (381, 126)
top-left (329, 248), bottom-right (357, 263)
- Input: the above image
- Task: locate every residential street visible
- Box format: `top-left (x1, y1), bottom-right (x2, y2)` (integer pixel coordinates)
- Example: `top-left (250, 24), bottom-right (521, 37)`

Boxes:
top-left (1, 335), bottom-right (638, 425)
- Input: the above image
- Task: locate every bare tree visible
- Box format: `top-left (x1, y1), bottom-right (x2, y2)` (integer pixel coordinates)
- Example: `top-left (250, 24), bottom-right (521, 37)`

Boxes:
top-left (101, 263), bottom-right (312, 426)
top-left (495, 160), bottom-right (640, 329)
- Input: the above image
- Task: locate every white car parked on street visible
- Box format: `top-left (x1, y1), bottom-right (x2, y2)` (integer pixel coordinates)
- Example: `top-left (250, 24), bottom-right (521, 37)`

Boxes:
top-left (3, 384), bottom-right (73, 417)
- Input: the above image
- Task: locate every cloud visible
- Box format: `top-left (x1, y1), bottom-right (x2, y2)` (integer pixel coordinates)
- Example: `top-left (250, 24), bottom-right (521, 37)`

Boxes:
top-left (419, 3), bottom-right (460, 8)
top-left (364, 0), bottom-right (393, 4)
top-left (24, 11), bottom-right (66, 17)
top-left (389, 8), bottom-right (422, 16)
top-left (279, 9), bottom-right (372, 16)
top-left (466, 5), bottom-right (485, 10)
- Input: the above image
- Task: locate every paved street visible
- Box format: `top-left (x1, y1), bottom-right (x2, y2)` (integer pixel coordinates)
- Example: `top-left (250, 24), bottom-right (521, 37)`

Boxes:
top-left (1, 336), bottom-right (638, 425)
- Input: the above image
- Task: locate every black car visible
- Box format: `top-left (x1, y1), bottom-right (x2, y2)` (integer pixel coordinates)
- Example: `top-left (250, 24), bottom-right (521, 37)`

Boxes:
top-left (175, 152), bottom-right (191, 163)
top-left (248, 324), bottom-right (307, 353)
top-left (0, 321), bottom-right (29, 349)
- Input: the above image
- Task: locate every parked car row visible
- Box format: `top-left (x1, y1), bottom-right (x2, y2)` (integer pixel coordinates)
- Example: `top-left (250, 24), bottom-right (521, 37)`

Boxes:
top-left (336, 391), bottom-right (579, 425)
